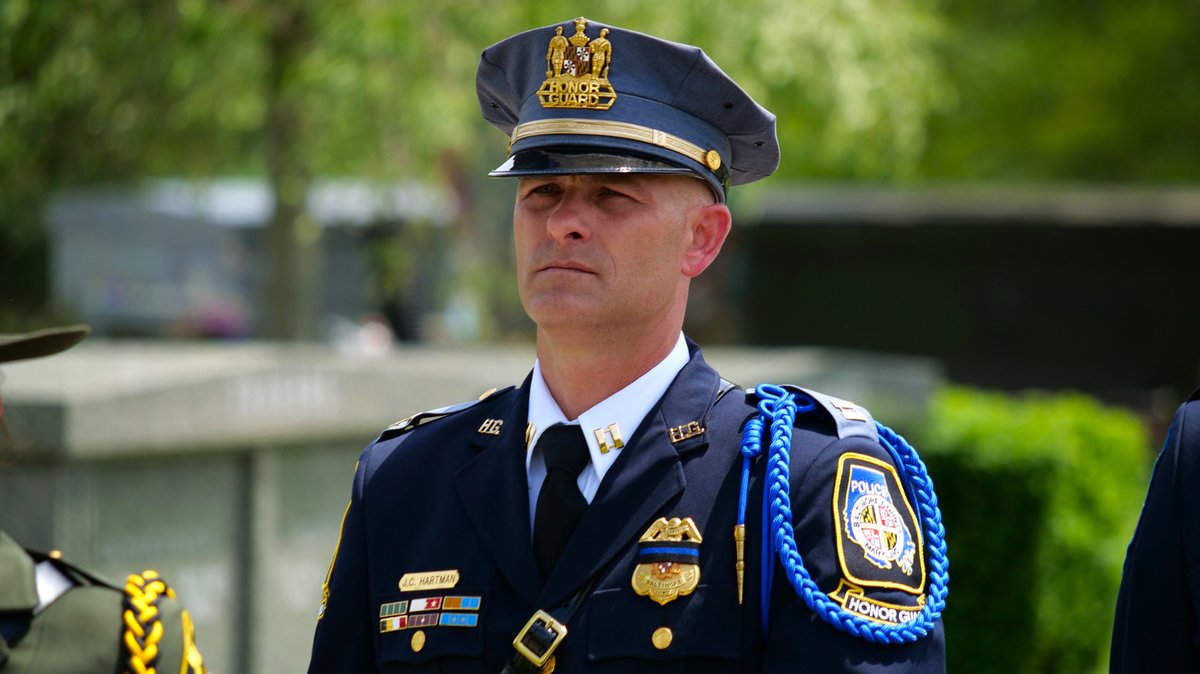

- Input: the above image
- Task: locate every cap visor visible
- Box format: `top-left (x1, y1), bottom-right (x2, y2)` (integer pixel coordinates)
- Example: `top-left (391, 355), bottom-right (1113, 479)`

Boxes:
top-left (490, 149), bottom-right (697, 179)
top-left (0, 325), bottom-right (90, 364)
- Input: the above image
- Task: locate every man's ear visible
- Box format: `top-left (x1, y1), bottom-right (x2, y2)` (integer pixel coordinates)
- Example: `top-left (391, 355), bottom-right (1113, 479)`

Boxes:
top-left (681, 202), bottom-right (732, 278)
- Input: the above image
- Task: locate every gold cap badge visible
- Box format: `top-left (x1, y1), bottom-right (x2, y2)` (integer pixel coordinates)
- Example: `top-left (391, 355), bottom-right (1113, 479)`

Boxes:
top-left (537, 18), bottom-right (617, 110)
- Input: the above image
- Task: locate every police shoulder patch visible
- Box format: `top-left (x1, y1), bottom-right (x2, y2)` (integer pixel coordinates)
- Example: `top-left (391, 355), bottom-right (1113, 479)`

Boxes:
top-left (833, 452), bottom-right (925, 595)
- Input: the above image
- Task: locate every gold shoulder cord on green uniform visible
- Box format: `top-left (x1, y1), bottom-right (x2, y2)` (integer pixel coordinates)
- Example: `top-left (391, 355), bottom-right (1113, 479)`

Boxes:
top-left (121, 570), bottom-right (206, 674)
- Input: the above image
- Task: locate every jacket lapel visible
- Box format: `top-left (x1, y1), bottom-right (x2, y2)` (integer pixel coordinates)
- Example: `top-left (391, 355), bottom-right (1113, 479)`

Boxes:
top-left (538, 348), bottom-right (722, 607)
top-left (454, 377), bottom-right (543, 605)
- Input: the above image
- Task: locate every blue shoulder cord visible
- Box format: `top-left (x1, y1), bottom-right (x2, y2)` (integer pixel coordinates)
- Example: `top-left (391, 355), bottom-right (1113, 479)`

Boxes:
top-left (737, 384), bottom-right (949, 644)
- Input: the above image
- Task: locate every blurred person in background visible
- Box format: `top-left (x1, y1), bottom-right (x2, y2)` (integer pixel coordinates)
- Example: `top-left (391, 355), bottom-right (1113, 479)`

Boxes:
top-left (309, 16), bottom-right (946, 673)
top-left (1112, 386), bottom-right (1200, 671)
top-left (0, 326), bottom-right (206, 674)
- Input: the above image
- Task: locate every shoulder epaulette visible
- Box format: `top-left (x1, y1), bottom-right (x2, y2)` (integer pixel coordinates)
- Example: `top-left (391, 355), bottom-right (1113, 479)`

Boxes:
top-left (749, 384), bottom-right (878, 442)
top-left (27, 548), bottom-right (116, 591)
top-left (380, 386), bottom-right (515, 440)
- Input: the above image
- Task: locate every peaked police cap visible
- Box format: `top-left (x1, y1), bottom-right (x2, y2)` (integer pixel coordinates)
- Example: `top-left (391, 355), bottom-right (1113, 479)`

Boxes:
top-left (476, 17), bottom-right (779, 201)
top-left (0, 325), bottom-right (89, 364)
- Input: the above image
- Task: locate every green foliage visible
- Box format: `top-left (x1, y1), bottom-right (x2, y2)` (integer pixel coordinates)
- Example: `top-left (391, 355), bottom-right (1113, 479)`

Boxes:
top-left (920, 0), bottom-right (1200, 182)
top-left (5, 1), bottom-right (1196, 332)
top-left (919, 387), bottom-right (1149, 673)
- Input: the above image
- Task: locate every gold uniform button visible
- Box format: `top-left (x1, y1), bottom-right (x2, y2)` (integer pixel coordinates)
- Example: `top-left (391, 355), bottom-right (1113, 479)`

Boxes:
top-left (705, 149), bottom-right (722, 171)
top-left (48, 550), bottom-right (63, 560)
top-left (411, 630), bottom-right (426, 652)
top-left (652, 626), bottom-right (673, 650)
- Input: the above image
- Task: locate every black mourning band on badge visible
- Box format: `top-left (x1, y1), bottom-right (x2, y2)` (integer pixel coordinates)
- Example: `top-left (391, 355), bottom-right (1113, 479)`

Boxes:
top-left (635, 540), bottom-right (701, 565)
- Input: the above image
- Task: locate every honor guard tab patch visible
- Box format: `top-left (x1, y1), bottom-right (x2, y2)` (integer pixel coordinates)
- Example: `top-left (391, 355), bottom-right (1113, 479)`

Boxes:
top-left (829, 580), bottom-right (925, 626)
top-left (833, 453), bottom-right (926, 594)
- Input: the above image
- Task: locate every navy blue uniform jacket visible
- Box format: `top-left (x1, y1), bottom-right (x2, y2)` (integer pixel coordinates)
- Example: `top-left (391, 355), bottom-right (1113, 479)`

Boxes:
top-left (309, 345), bottom-right (945, 672)
top-left (1112, 388), bottom-right (1200, 671)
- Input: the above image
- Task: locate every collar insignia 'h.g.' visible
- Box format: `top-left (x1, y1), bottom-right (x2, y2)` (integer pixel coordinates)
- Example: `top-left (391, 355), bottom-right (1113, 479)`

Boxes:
top-left (631, 517), bottom-right (703, 605)
top-left (668, 421), bottom-right (705, 444)
top-left (538, 17), bottom-right (617, 110)
top-left (478, 419), bottom-right (504, 436)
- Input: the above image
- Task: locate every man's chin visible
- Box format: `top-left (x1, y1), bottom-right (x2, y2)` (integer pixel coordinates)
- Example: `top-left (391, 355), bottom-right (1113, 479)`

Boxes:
top-left (524, 300), bottom-right (607, 332)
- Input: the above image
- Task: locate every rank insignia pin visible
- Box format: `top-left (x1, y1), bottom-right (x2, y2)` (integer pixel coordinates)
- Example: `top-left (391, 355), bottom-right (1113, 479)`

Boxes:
top-left (631, 517), bottom-right (703, 605)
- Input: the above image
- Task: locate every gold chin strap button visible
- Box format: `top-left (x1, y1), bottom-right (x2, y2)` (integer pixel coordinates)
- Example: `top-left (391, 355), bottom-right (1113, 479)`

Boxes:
top-left (411, 630), bottom-right (426, 652)
top-left (652, 626), bottom-right (673, 650)
top-left (704, 149), bottom-right (722, 171)
top-left (48, 550), bottom-right (64, 560)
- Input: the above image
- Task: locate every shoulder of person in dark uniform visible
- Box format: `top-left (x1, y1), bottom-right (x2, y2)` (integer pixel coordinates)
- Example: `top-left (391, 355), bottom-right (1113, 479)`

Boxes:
top-left (1111, 385), bottom-right (1200, 672)
top-left (313, 359), bottom-right (943, 671)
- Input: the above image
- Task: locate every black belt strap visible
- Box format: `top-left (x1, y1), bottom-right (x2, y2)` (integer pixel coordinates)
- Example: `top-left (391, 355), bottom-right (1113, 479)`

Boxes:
top-left (502, 580), bottom-right (594, 674)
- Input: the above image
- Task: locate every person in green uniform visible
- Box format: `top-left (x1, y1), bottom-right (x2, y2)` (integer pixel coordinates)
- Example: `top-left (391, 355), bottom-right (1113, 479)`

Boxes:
top-left (0, 326), bottom-right (206, 674)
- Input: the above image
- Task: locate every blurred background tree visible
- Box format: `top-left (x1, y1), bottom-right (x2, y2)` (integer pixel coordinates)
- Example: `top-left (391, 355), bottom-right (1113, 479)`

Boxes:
top-left (4, 0), bottom-right (1197, 337)
top-left (1, 0), bottom-right (951, 338)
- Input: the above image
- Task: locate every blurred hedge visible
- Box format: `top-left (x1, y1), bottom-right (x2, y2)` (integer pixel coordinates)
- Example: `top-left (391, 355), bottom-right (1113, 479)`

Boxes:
top-left (917, 387), bottom-right (1150, 673)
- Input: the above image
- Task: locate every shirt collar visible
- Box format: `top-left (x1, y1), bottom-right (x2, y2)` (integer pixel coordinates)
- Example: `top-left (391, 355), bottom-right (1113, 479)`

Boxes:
top-left (526, 333), bottom-right (690, 481)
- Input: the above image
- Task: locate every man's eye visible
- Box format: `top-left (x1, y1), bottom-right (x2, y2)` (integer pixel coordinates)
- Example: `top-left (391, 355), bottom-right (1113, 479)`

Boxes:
top-left (598, 187), bottom-right (630, 199)
top-left (530, 184), bottom-right (559, 195)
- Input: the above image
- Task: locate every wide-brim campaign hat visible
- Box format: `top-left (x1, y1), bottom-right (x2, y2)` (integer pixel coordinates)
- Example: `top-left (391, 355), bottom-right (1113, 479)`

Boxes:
top-left (0, 325), bottom-right (90, 364)
top-left (477, 17), bottom-right (779, 202)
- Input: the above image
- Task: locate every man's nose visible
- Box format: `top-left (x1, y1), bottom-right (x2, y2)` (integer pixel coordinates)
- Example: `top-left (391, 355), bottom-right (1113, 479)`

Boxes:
top-left (545, 192), bottom-right (592, 242)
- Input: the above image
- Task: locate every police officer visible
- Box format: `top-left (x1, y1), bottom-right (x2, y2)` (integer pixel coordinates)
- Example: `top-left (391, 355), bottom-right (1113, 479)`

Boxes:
top-left (309, 17), bottom-right (946, 672)
top-left (0, 326), bottom-right (206, 674)
top-left (1111, 387), bottom-right (1200, 671)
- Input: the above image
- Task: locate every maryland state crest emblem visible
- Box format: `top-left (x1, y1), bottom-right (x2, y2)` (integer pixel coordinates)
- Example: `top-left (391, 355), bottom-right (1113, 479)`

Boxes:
top-left (834, 453), bottom-right (926, 594)
top-left (631, 517), bottom-right (703, 605)
top-left (538, 17), bottom-right (617, 110)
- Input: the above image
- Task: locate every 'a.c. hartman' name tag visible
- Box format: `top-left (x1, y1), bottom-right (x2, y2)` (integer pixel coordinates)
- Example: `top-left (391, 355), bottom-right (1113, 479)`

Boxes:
top-left (399, 570), bottom-right (460, 592)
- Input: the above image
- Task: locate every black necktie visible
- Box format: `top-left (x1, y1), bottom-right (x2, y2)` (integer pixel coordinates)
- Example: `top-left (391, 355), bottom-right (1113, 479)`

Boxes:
top-left (533, 424), bottom-right (591, 578)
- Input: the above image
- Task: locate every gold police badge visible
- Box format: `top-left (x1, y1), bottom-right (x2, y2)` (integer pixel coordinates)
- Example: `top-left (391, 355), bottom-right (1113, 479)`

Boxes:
top-left (537, 17), bottom-right (617, 110)
top-left (631, 517), bottom-right (703, 605)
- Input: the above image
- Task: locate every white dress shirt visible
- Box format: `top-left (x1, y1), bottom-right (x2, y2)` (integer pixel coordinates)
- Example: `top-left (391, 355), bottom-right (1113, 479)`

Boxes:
top-left (525, 333), bottom-right (690, 530)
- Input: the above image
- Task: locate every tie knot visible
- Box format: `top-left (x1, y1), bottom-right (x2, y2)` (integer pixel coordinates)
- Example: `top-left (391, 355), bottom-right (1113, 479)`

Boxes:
top-left (539, 424), bottom-right (590, 475)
